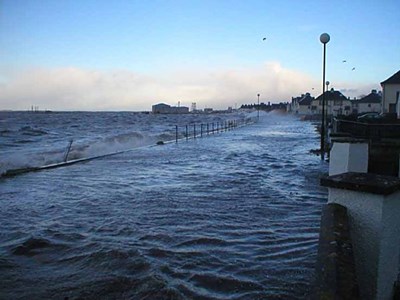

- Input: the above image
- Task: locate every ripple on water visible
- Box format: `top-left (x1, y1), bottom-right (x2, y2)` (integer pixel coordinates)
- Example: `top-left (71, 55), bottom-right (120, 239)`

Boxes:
top-left (0, 113), bottom-right (327, 299)
top-left (11, 237), bottom-right (68, 257)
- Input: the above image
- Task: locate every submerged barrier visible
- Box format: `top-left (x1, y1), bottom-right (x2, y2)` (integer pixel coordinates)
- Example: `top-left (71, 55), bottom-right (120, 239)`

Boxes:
top-left (173, 117), bottom-right (256, 143)
top-left (1, 116), bottom-right (257, 178)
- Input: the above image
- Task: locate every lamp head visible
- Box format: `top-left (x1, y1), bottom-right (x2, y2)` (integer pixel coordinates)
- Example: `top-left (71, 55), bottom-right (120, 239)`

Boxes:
top-left (320, 33), bottom-right (330, 44)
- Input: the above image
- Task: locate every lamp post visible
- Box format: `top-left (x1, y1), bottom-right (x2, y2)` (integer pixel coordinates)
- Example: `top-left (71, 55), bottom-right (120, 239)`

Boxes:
top-left (325, 80), bottom-right (330, 129)
top-left (257, 93), bottom-right (260, 121)
top-left (320, 33), bottom-right (330, 159)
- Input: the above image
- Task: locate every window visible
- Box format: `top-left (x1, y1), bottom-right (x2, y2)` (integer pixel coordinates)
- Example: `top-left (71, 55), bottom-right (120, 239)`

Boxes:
top-left (368, 104), bottom-right (371, 107)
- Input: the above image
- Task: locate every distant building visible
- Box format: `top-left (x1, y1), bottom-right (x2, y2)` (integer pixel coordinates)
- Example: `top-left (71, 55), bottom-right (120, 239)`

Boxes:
top-left (381, 70), bottom-right (400, 113)
top-left (288, 95), bottom-right (301, 113)
top-left (298, 93), bottom-right (314, 115)
top-left (352, 90), bottom-right (382, 114)
top-left (313, 89), bottom-right (351, 116)
top-left (152, 103), bottom-right (189, 114)
top-left (288, 93), bottom-right (313, 114)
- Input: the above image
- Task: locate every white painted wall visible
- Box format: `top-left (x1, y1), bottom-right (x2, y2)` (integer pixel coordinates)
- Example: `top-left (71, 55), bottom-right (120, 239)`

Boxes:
top-left (297, 104), bottom-right (310, 115)
top-left (328, 188), bottom-right (400, 300)
top-left (329, 141), bottom-right (369, 176)
top-left (358, 102), bottom-right (381, 114)
top-left (382, 84), bottom-right (400, 113)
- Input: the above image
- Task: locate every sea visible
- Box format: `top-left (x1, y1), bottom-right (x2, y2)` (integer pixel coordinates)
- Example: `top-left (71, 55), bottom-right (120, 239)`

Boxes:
top-left (0, 110), bottom-right (328, 299)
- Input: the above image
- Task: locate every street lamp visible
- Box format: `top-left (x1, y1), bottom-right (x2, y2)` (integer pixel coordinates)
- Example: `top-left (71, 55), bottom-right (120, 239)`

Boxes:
top-left (257, 93), bottom-right (260, 121)
top-left (320, 33), bottom-right (330, 159)
top-left (325, 80), bottom-right (330, 128)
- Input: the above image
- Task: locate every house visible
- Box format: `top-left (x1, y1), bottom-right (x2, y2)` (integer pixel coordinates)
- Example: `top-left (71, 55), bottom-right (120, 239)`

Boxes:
top-left (313, 89), bottom-right (351, 116)
top-left (297, 93), bottom-right (314, 115)
top-left (288, 95), bottom-right (301, 113)
top-left (381, 70), bottom-right (400, 113)
top-left (352, 90), bottom-right (382, 114)
top-left (289, 93), bottom-right (314, 115)
top-left (310, 96), bottom-right (322, 115)
top-left (152, 103), bottom-right (189, 114)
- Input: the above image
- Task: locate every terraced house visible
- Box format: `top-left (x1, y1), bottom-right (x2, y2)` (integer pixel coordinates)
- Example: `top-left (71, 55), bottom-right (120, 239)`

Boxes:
top-left (289, 88), bottom-right (383, 117)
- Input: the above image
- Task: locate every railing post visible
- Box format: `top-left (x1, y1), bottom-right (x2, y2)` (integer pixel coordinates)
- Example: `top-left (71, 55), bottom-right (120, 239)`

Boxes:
top-left (186, 125), bottom-right (188, 141)
top-left (175, 125), bottom-right (178, 143)
top-left (63, 139), bottom-right (73, 162)
top-left (194, 124), bottom-right (196, 139)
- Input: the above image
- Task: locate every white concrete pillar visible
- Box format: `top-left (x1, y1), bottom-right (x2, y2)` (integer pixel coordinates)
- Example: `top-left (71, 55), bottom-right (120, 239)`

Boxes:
top-left (321, 172), bottom-right (400, 300)
top-left (329, 139), bottom-right (369, 176)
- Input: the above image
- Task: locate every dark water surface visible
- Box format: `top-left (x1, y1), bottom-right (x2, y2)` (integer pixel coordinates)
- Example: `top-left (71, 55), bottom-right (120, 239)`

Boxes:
top-left (0, 111), bottom-right (328, 299)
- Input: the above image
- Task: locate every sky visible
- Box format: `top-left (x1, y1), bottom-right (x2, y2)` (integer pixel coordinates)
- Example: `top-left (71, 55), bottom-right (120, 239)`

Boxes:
top-left (0, 0), bottom-right (399, 111)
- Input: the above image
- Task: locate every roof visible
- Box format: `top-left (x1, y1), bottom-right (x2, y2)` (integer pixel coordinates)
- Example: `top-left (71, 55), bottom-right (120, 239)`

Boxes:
top-left (315, 89), bottom-right (348, 102)
top-left (298, 94), bottom-right (314, 105)
top-left (152, 103), bottom-right (170, 108)
top-left (381, 70), bottom-right (400, 85)
top-left (358, 91), bottom-right (382, 103)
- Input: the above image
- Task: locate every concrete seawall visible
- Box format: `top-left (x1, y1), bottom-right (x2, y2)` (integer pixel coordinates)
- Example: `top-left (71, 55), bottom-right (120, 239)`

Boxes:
top-left (313, 203), bottom-right (359, 299)
top-left (316, 171), bottom-right (400, 299)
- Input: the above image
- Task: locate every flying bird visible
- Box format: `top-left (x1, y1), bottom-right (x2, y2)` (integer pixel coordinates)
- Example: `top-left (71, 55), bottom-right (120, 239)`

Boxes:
top-left (262, 37), bottom-right (267, 41)
top-left (352, 67), bottom-right (356, 71)
top-left (342, 60), bottom-right (347, 63)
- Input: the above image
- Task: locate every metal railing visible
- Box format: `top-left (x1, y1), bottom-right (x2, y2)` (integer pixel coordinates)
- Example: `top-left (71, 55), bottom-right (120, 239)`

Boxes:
top-left (2, 116), bottom-right (258, 178)
top-left (174, 117), bottom-right (257, 143)
top-left (334, 119), bottom-right (400, 139)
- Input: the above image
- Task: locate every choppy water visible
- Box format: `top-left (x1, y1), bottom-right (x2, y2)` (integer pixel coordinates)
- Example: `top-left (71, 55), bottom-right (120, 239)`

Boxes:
top-left (0, 110), bottom-right (328, 299)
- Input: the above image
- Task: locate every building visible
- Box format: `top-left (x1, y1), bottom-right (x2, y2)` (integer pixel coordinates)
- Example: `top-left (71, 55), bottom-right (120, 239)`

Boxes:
top-left (381, 70), bottom-right (400, 113)
top-left (152, 103), bottom-right (189, 114)
top-left (289, 93), bottom-right (314, 114)
top-left (297, 93), bottom-right (314, 115)
top-left (312, 89), bottom-right (351, 116)
top-left (352, 90), bottom-right (382, 114)
top-left (290, 89), bottom-right (384, 118)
